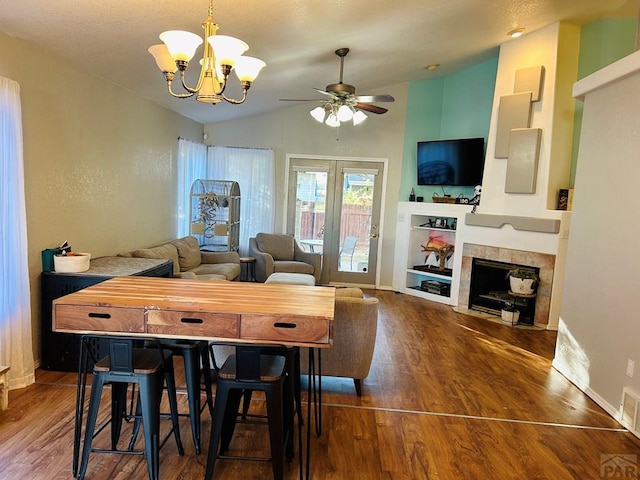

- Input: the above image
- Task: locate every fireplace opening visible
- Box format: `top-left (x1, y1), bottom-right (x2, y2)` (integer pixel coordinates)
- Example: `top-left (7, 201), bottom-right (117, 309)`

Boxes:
top-left (468, 258), bottom-right (539, 325)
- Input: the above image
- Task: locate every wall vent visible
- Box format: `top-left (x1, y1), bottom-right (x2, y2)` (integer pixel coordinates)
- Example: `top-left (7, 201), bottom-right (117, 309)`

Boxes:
top-left (620, 387), bottom-right (640, 439)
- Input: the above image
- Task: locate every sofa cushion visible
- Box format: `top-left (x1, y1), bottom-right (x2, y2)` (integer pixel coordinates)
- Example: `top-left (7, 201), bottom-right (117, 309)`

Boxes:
top-left (192, 273), bottom-right (228, 281)
top-left (171, 236), bottom-right (202, 271)
top-left (175, 271), bottom-right (198, 280)
top-left (335, 287), bottom-right (363, 298)
top-left (189, 262), bottom-right (240, 281)
top-left (273, 261), bottom-right (314, 275)
top-left (132, 244), bottom-right (180, 275)
top-left (256, 233), bottom-right (294, 261)
top-left (265, 272), bottom-right (315, 286)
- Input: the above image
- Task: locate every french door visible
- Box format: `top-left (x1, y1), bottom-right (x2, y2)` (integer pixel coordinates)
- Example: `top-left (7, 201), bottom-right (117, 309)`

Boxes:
top-left (286, 156), bottom-right (384, 286)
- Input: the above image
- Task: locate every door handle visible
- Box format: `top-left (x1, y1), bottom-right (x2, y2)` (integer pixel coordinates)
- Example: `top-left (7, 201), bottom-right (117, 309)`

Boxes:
top-left (370, 233), bottom-right (379, 238)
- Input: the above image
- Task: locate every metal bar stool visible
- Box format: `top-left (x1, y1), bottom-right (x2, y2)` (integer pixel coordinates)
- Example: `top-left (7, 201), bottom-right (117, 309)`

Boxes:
top-left (205, 345), bottom-right (287, 480)
top-left (75, 335), bottom-right (184, 480)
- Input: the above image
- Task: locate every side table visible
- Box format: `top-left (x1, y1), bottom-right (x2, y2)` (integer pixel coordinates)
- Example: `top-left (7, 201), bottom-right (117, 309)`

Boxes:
top-left (0, 365), bottom-right (9, 410)
top-left (505, 290), bottom-right (537, 326)
top-left (239, 256), bottom-right (256, 282)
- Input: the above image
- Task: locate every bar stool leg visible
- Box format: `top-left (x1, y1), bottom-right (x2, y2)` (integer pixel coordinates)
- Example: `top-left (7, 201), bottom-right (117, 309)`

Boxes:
top-left (265, 387), bottom-right (284, 480)
top-left (182, 348), bottom-right (202, 453)
top-left (77, 375), bottom-right (106, 480)
top-left (110, 383), bottom-right (128, 450)
top-left (205, 383), bottom-right (231, 480)
top-left (138, 375), bottom-right (163, 480)
top-left (200, 346), bottom-right (215, 418)
top-left (163, 356), bottom-right (184, 456)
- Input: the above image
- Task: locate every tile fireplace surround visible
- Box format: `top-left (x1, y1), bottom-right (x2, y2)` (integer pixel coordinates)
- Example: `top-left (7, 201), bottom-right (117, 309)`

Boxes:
top-left (458, 243), bottom-right (556, 326)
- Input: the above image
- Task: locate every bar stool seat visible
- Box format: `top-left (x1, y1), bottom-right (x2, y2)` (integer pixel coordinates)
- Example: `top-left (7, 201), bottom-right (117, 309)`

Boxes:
top-left (205, 346), bottom-right (287, 480)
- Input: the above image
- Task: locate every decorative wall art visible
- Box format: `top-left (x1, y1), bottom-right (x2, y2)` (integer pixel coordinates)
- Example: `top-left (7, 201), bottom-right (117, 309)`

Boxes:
top-left (494, 65), bottom-right (545, 193)
top-left (505, 128), bottom-right (542, 194)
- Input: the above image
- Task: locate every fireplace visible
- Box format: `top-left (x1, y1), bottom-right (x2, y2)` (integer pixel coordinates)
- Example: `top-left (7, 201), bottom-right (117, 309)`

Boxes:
top-left (468, 258), bottom-right (539, 325)
top-left (458, 243), bottom-right (555, 326)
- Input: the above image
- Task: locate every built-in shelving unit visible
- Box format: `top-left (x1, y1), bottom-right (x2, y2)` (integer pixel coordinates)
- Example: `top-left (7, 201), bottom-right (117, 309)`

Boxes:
top-left (393, 202), bottom-right (468, 305)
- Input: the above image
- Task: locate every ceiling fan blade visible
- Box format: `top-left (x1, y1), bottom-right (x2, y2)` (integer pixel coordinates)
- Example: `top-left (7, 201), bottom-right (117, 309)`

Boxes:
top-left (355, 103), bottom-right (388, 114)
top-left (355, 94), bottom-right (395, 103)
top-left (314, 88), bottom-right (337, 98)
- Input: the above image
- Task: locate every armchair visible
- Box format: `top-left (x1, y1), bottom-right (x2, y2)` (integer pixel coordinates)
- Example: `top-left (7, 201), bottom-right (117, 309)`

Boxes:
top-left (249, 233), bottom-right (322, 283)
top-left (300, 288), bottom-right (378, 396)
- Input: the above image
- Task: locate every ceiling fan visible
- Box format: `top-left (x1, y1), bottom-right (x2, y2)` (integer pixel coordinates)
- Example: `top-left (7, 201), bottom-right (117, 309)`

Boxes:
top-left (281, 47), bottom-right (395, 127)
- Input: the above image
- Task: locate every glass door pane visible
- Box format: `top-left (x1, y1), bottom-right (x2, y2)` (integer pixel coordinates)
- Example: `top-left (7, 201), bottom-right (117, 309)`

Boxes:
top-left (292, 170), bottom-right (328, 254)
top-left (338, 171), bottom-right (375, 272)
top-left (328, 162), bottom-right (381, 285)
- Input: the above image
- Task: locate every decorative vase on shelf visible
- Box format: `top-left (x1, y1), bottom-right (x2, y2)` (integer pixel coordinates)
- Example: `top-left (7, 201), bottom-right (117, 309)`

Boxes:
top-left (506, 268), bottom-right (539, 295)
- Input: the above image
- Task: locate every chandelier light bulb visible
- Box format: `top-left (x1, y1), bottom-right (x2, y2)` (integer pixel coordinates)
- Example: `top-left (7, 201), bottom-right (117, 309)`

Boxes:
top-left (207, 35), bottom-right (248, 67)
top-left (233, 56), bottom-right (266, 82)
top-left (148, 44), bottom-right (178, 73)
top-left (160, 30), bottom-right (203, 63)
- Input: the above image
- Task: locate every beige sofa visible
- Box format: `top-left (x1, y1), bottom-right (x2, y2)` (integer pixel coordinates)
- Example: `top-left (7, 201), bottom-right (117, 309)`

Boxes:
top-left (300, 287), bottom-right (379, 396)
top-left (120, 235), bottom-right (241, 281)
top-left (249, 233), bottom-right (322, 284)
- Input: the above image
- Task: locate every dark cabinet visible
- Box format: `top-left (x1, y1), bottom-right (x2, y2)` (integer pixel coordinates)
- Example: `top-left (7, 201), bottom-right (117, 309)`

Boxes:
top-left (40, 257), bottom-right (173, 371)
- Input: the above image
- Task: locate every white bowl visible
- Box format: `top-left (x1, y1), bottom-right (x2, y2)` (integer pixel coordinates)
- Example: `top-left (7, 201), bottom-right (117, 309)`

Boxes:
top-left (53, 253), bottom-right (91, 273)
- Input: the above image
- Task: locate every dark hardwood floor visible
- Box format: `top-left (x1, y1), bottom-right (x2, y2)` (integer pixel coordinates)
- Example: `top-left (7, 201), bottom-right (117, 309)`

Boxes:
top-left (1, 289), bottom-right (638, 479)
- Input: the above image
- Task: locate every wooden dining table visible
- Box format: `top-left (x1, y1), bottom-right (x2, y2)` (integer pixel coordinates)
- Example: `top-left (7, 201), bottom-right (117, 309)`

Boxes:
top-left (52, 276), bottom-right (335, 346)
top-left (52, 275), bottom-right (335, 479)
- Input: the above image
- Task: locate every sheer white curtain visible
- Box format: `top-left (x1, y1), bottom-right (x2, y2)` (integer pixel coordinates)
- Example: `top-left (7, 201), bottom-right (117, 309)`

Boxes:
top-left (208, 146), bottom-right (275, 255)
top-left (0, 77), bottom-right (35, 389)
top-left (176, 138), bottom-right (208, 237)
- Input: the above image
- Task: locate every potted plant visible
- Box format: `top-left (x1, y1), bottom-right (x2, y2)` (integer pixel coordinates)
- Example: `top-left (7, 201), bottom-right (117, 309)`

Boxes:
top-left (506, 267), bottom-right (539, 295)
top-left (501, 302), bottom-right (520, 325)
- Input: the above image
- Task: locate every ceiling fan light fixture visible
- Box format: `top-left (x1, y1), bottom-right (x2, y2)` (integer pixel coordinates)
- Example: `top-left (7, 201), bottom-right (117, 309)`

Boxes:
top-left (352, 110), bottom-right (367, 125)
top-left (325, 113), bottom-right (340, 128)
top-left (337, 104), bottom-right (354, 122)
top-left (310, 106), bottom-right (326, 123)
top-left (150, 0), bottom-right (265, 105)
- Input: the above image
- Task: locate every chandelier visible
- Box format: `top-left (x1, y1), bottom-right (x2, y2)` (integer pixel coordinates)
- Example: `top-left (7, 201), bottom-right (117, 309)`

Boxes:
top-left (148, 0), bottom-right (265, 105)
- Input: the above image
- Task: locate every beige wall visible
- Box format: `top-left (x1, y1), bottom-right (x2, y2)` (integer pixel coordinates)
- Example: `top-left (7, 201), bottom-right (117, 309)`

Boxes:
top-left (554, 51), bottom-right (640, 418)
top-left (204, 83), bottom-right (409, 288)
top-left (0, 31), bottom-right (203, 362)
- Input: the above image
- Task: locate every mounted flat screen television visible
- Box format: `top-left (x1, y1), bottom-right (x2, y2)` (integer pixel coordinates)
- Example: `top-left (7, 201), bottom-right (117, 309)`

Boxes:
top-left (417, 137), bottom-right (486, 186)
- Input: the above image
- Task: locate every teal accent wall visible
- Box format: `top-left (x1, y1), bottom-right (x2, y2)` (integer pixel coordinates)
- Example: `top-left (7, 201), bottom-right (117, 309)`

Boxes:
top-left (571, 18), bottom-right (637, 185)
top-left (401, 57), bottom-right (498, 202)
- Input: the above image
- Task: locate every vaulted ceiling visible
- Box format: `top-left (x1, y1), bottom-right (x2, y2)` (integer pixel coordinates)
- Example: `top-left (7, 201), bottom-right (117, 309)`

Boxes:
top-left (0, 0), bottom-right (636, 124)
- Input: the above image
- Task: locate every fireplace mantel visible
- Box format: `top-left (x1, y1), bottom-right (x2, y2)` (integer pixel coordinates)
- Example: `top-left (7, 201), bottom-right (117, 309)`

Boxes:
top-left (465, 213), bottom-right (560, 233)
